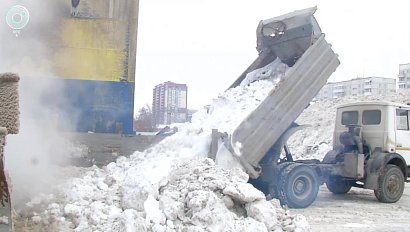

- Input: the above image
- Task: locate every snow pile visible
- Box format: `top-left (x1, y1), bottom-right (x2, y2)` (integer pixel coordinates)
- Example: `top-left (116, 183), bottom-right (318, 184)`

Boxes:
top-left (14, 59), bottom-right (312, 231)
top-left (240, 58), bottom-right (288, 86)
top-left (287, 100), bottom-right (336, 160)
top-left (193, 58), bottom-right (287, 133)
top-left (156, 158), bottom-right (309, 232)
top-left (17, 158), bottom-right (310, 232)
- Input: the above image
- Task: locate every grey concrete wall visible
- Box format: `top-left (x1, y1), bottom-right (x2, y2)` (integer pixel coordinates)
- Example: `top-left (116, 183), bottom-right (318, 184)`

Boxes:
top-left (67, 133), bottom-right (166, 167)
top-left (0, 73), bottom-right (19, 134)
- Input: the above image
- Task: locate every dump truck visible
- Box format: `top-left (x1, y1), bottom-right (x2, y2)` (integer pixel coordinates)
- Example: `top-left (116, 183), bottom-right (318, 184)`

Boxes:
top-left (0, 73), bottom-right (20, 231)
top-left (211, 7), bottom-right (409, 208)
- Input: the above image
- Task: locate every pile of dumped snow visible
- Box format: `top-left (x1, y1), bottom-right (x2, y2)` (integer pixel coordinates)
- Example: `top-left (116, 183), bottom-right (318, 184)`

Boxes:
top-left (14, 59), bottom-right (312, 231)
top-left (152, 158), bottom-right (309, 231)
top-left (16, 158), bottom-right (309, 232)
top-left (192, 58), bottom-right (287, 133)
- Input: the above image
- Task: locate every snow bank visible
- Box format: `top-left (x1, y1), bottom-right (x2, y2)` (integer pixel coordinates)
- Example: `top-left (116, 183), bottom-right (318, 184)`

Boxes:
top-left (17, 158), bottom-right (310, 232)
top-left (16, 56), bottom-right (409, 231)
top-left (155, 158), bottom-right (309, 231)
top-left (14, 59), bottom-right (313, 231)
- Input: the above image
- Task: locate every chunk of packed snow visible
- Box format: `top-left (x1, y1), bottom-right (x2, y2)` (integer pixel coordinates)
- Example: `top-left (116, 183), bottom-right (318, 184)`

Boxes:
top-left (241, 58), bottom-right (288, 86)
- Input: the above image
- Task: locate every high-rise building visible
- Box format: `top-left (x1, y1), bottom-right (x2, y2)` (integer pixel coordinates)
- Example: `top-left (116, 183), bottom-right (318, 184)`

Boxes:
top-left (398, 63), bottom-right (410, 89)
top-left (152, 81), bottom-right (188, 125)
top-left (315, 77), bottom-right (396, 101)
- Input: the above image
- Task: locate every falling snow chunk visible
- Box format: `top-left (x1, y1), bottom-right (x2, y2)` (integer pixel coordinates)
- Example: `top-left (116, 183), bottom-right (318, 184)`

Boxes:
top-left (0, 216), bottom-right (8, 225)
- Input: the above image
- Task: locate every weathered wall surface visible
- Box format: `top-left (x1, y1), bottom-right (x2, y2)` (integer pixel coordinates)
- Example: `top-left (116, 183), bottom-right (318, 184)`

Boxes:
top-left (0, 72), bottom-right (19, 230)
top-left (51, 0), bottom-right (139, 82)
top-left (68, 133), bottom-right (166, 167)
top-left (1, 0), bottom-right (139, 134)
top-left (0, 73), bottom-right (20, 134)
top-left (0, 128), bottom-right (6, 157)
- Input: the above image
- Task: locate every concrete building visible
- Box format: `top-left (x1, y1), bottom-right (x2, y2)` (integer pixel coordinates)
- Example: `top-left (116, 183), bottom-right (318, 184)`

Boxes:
top-left (398, 63), bottom-right (410, 89)
top-left (152, 82), bottom-right (188, 125)
top-left (315, 77), bottom-right (396, 101)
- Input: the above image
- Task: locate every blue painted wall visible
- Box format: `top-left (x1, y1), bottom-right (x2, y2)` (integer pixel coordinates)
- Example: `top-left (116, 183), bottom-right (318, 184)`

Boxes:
top-left (32, 78), bottom-right (135, 134)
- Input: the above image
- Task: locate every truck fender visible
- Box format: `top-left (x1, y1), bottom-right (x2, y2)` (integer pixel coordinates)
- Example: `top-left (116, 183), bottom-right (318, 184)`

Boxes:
top-left (364, 152), bottom-right (407, 190)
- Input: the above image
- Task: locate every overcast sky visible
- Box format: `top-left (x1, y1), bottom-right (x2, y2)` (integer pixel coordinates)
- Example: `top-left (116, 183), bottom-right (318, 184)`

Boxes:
top-left (135, 0), bottom-right (410, 111)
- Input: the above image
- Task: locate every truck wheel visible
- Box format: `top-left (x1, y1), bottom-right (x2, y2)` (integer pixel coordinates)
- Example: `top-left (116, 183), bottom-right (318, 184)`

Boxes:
top-left (326, 176), bottom-right (352, 194)
top-left (277, 164), bottom-right (319, 208)
top-left (374, 164), bottom-right (405, 203)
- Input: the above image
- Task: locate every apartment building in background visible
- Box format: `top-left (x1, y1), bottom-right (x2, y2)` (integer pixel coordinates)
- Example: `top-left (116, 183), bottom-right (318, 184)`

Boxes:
top-left (315, 77), bottom-right (396, 101)
top-left (398, 63), bottom-right (410, 89)
top-left (152, 81), bottom-right (188, 125)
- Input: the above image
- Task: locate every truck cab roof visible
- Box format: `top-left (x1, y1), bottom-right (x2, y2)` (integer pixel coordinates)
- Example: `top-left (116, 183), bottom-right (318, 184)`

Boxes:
top-left (337, 101), bottom-right (410, 109)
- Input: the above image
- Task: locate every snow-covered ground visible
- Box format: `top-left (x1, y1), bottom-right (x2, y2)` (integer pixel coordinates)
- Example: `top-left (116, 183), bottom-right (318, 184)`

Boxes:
top-left (9, 57), bottom-right (410, 231)
top-left (290, 184), bottom-right (410, 232)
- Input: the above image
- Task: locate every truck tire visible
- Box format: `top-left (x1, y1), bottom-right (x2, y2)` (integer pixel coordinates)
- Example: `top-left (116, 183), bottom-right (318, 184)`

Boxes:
top-left (374, 164), bottom-right (405, 203)
top-left (326, 176), bottom-right (352, 194)
top-left (277, 164), bottom-right (319, 208)
top-left (268, 162), bottom-right (295, 199)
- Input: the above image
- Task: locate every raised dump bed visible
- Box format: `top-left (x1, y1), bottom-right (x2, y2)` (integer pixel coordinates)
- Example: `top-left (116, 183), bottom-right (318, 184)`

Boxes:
top-left (221, 7), bottom-right (340, 178)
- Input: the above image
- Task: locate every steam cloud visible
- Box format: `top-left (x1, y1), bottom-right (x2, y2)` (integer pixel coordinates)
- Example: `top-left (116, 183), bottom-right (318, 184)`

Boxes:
top-left (0, 0), bottom-right (79, 208)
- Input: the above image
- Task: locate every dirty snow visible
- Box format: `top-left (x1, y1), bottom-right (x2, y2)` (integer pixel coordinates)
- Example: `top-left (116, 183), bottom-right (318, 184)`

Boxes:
top-left (14, 59), bottom-right (311, 231)
top-left (12, 56), bottom-right (410, 231)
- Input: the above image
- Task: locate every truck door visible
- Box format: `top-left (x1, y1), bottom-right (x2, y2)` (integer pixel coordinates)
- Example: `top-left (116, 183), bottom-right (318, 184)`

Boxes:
top-left (395, 108), bottom-right (410, 166)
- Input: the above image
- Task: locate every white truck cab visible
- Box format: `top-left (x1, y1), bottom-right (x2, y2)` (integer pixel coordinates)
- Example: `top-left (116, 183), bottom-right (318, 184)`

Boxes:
top-left (334, 101), bottom-right (410, 167)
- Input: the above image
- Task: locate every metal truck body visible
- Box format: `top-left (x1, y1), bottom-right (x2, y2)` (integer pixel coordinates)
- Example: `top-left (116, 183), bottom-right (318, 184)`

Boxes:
top-left (334, 101), bottom-right (410, 168)
top-left (213, 7), bottom-right (408, 208)
top-left (326, 102), bottom-right (409, 191)
top-left (218, 7), bottom-right (339, 177)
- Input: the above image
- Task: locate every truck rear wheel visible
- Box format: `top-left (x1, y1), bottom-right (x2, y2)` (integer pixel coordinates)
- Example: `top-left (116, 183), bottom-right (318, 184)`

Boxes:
top-left (326, 176), bottom-right (352, 194)
top-left (277, 164), bottom-right (319, 208)
top-left (374, 164), bottom-right (405, 203)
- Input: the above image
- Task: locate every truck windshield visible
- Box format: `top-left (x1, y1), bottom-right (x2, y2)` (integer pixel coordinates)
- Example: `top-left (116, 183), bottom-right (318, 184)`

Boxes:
top-left (342, 111), bottom-right (358, 125)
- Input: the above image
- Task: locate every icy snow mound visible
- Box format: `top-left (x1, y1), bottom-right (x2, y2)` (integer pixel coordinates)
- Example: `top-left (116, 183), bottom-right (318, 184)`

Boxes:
top-left (191, 58), bottom-right (287, 134)
top-left (144, 158), bottom-right (310, 232)
top-left (241, 58), bottom-right (288, 86)
top-left (15, 59), bottom-right (306, 231)
top-left (17, 159), bottom-right (310, 232)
